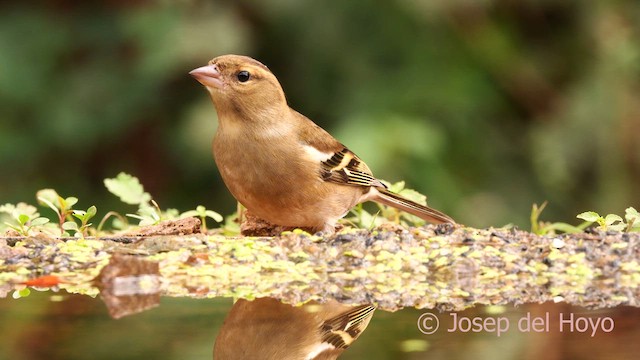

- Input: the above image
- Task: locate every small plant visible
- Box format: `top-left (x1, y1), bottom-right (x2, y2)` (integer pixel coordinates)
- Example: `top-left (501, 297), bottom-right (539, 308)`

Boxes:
top-left (342, 181), bottom-right (430, 229)
top-left (0, 172), bottom-right (227, 237)
top-left (96, 211), bottom-right (129, 233)
top-left (126, 200), bottom-right (164, 226)
top-left (577, 207), bottom-right (640, 232)
top-left (180, 205), bottom-right (223, 233)
top-left (531, 203), bottom-right (640, 235)
top-left (379, 181), bottom-right (429, 225)
top-left (530, 202), bottom-right (586, 235)
top-left (104, 172), bottom-right (222, 230)
top-left (344, 203), bottom-right (380, 230)
top-left (104, 172), bottom-right (174, 227)
top-left (625, 207), bottom-right (640, 232)
top-left (220, 212), bottom-right (241, 236)
top-left (103, 172), bottom-right (152, 205)
top-left (36, 189), bottom-right (98, 238)
top-left (65, 206), bottom-right (98, 237)
top-left (0, 203), bottom-right (50, 236)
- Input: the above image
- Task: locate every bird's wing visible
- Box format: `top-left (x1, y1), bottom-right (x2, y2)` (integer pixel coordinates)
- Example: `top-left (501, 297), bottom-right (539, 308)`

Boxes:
top-left (318, 148), bottom-right (386, 188)
top-left (294, 111), bottom-right (385, 189)
top-left (320, 305), bottom-right (376, 349)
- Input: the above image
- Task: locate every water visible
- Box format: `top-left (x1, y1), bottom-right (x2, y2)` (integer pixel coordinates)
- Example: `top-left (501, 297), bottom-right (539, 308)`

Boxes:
top-left (1, 292), bottom-right (638, 359)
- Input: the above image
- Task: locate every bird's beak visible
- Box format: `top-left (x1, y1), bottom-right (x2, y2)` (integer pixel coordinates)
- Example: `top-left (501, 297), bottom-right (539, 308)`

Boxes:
top-left (189, 64), bottom-right (223, 89)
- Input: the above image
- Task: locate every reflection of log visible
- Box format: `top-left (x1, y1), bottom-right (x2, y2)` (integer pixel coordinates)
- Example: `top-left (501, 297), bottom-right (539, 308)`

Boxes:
top-left (1, 224), bottom-right (639, 312)
top-left (97, 253), bottom-right (161, 319)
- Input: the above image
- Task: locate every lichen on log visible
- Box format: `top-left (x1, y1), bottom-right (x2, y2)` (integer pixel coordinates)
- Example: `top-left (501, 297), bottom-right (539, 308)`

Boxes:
top-left (0, 224), bottom-right (638, 312)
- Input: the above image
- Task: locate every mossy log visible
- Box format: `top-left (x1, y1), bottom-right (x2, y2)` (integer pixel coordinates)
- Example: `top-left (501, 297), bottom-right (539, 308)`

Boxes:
top-left (1, 223), bottom-right (638, 312)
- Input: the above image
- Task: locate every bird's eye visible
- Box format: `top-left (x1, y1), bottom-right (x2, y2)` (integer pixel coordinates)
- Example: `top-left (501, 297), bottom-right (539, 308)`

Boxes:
top-left (237, 71), bottom-right (251, 82)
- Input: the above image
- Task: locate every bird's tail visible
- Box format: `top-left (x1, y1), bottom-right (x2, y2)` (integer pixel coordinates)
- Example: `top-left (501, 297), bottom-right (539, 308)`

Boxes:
top-left (374, 188), bottom-right (455, 224)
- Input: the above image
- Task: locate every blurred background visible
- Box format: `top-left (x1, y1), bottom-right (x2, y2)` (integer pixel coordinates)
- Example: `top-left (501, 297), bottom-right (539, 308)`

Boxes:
top-left (1, 0), bottom-right (638, 227)
top-left (1, 0), bottom-right (640, 359)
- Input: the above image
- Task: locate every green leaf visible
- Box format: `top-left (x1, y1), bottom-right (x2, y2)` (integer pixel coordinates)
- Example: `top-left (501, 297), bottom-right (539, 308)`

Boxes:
top-left (604, 214), bottom-right (623, 227)
top-left (126, 214), bottom-right (145, 221)
top-left (530, 202), bottom-right (547, 235)
top-left (205, 210), bottom-right (223, 222)
top-left (543, 222), bottom-right (585, 234)
top-left (180, 210), bottom-right (199, 218)
top-left (112, 218), bottom-right (127, 230)
top-left (17, 203), bottom-right (39, 217)
top-left (138, 205), bottom-right (161, 222)
top-left (0, 203), bottom-right (16, 214)
top-left (359, 208), bottom-right (375, 229)
top-left (576, 211), bottom-right (600, 222)
top-left (72, 206), bottom-right (96, 223)
top-left (398, 188), bottom-right (427, 205)
top-left (138, 218), bottom-right (157, 226)
top-left (62, 221), bottom-right (78, 230)
top-left (17, 214), bottom-right (30, 225)
top-left (608, 223), bottom-right (626, 232)
top-left (182, 206), bottom-right (223, 223)
top-left (625, 207), bottom-right (639, 226)
top-left (4, 223), bottom-right (23, 233)
top-left (13, 288), bottom-right (31, 299)
top-left (86, 206), bottom-right (97, 218)
top-left (222, 213), bottom-right (240, 236)
top-left (401, 212), bottom-right (426, 226)
top-left (37, 196), bottom-right (61, 217)
top-left (36, 189), bottom-right (59, 208)
top-left (64, 197), bottom-right (78, 209)
top-left (387, 181), bottom-right (405, 193)
top-left (104, 172), bottom-right (151, 205)
top-left (29, 217), bottom-right (50, 226)
top-left (163, 208), bottom-right (179, 220)
top-left (19, 288), bottom-right (31, 297)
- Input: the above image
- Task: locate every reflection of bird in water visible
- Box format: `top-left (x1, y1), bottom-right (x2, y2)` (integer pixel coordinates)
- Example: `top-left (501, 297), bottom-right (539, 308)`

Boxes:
top-left (214, 298), bottom-right (375, 359)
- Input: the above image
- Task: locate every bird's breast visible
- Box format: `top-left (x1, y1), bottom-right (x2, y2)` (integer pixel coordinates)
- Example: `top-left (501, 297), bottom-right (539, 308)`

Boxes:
top-left (214, 130), bottom-right (310, 193)
top-left (212, 130), bottom-right (361, 228)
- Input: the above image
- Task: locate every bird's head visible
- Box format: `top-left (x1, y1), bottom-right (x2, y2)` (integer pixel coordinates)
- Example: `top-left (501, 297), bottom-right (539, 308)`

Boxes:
top-left (190, 55), bottom-right (287, 120)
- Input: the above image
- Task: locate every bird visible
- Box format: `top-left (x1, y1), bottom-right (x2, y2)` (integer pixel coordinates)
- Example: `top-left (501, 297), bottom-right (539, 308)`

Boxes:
top-left (190, 54), bottom-right (455, 233)
top-left (213, 297), bottom-right (376, 360)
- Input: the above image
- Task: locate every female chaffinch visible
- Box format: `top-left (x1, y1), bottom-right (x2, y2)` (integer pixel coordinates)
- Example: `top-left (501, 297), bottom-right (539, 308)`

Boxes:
top-left (190, 55), bottom-right (454, 233)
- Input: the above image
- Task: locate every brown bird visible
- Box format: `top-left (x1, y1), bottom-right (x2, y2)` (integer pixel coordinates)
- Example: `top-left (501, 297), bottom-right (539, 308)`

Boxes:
top-left (213, 298), bottom-right (375, 360)
top-left (190, 54), bottom-right (454, 233)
